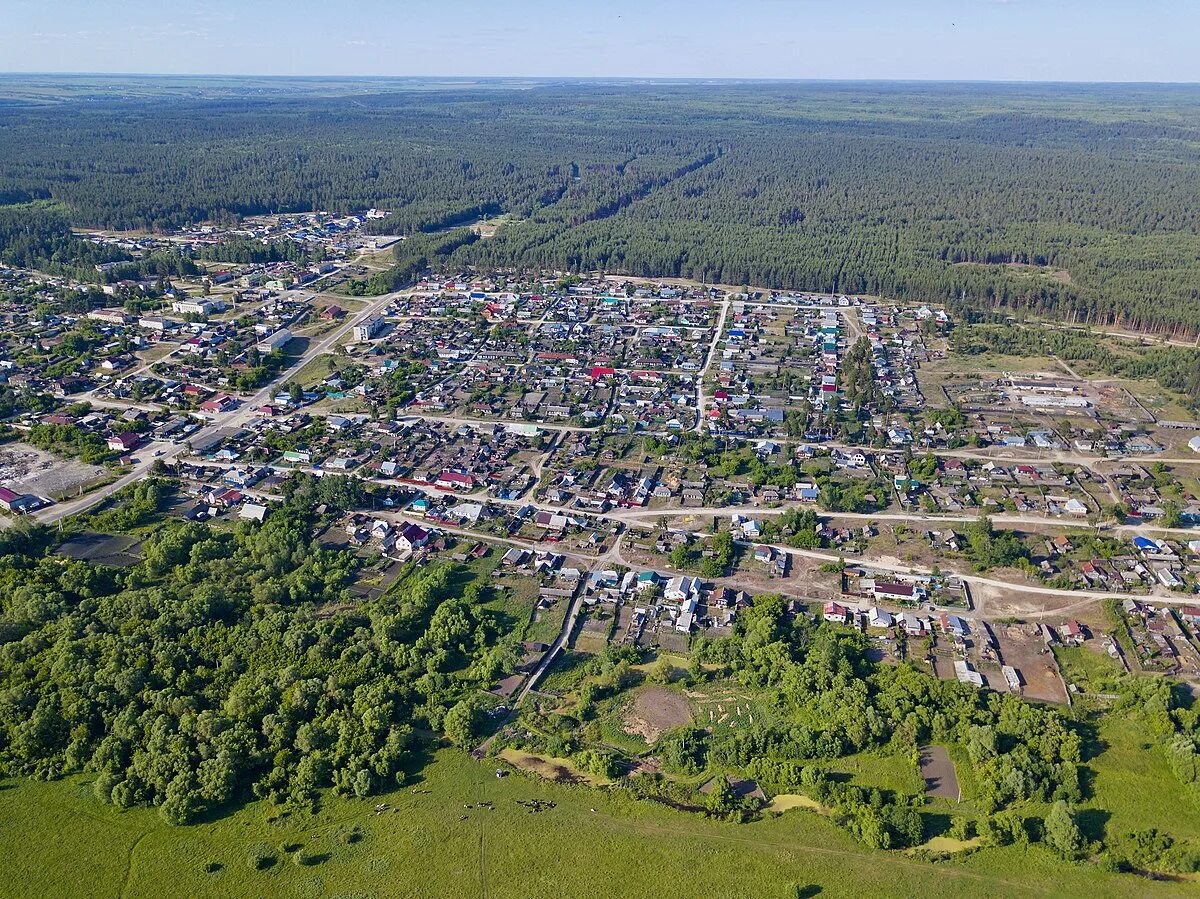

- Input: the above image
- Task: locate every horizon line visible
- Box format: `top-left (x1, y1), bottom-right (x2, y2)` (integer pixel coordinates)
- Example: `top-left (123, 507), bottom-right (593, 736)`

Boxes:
top-left (2, 71), bottom-right (1200, 88)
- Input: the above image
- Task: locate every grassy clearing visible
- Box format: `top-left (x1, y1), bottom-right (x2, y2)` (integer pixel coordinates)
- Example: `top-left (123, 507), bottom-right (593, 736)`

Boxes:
top-left (524, 597), bottom-right (569, 645)
top-left (1054, 644), bottom-right (1125, 694)
top-left (828, 751), bottom-right (924, 797)
top-left (292, 354), bottom-right (339, 388)
top-left (1085, 713), bottom-right (1200, 842)
top-left (917, 835), bottom-right (984, 854)
top-left (0, 751), bottom-right (1191, 899)
top-left (766, 793), bottom-right (828, 813)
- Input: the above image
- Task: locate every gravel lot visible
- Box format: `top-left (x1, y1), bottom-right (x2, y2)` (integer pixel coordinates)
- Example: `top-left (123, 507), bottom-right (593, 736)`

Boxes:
top-left (0, 442), bottom-right (107, 500)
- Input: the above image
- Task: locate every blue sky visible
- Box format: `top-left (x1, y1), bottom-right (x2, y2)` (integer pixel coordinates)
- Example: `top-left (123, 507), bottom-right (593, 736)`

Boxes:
top-left (2, 0), bottom-right (1197, 82)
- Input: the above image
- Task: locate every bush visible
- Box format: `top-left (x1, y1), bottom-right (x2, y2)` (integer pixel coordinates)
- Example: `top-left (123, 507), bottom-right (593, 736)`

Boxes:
top-left (247, 845), bottom-right (276, 871)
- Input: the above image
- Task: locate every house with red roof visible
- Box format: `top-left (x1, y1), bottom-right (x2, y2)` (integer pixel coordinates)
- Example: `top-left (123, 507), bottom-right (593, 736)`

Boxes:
top-left (435, 470), bottom-right (476, 491)
top-left (106, 432), bottom-right (141, 453)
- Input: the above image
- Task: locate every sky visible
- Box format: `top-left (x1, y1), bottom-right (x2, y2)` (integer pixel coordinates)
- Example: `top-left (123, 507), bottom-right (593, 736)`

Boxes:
top-left (1, 0), bottom-right (1197, 83)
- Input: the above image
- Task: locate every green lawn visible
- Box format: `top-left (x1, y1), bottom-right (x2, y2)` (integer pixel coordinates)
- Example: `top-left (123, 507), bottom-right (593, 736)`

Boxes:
top-left (524, 597), bottom-right (569, 645)
top-left (0, 751), bottom-right (1192, 898)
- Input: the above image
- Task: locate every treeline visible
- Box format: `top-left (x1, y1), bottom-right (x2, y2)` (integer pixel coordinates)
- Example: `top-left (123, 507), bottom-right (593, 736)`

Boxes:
top-left (0, 205), bottom-right (197, 283)
top-left (951, 324), bottom-right (1200, 410)
top-left (196, 238), bottom-right (320, 265)
top-left (344, 228), bottom-right (480, 296)
top-left (0, 475), bottom-right (516, 824)
top-left (4, 82), bottom-right (1200, 333)
top-left (0, 205), bottom-right (129, 279)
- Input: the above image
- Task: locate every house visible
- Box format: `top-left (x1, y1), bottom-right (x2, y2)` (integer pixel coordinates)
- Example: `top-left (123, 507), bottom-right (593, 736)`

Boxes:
top-left (664, 576), bottom-right (699, 602)
top-left (900, 613), bottom-right (927, 636)
top-left (940, 614), bottom-right (970, 639)
top-left (753, 544), bottom-right (774, 564)
top-left (199, 394), bottom-right (238, 414)
top-left (1059, 620), bottom-right (1086, 644)
top-left (238, 503), bottom-right (268, 523)
top-left (732, 514), bottom-right (761, 538)
top-left (636, 571), bottom-right (661, 593)
top-left (396, 522), bottom-right (431, 554)
top-left (106, 432), bottom-right (141, 453)
top-left (208, 487), bottom-right (241, 508)
top-left (501, 547), bottom-right (528, 567)
top-left (676, 594), bottom-right (698, 633)
top-left (1157, 568), bottom-right (1184, 589)
top-left (872, 581), bottom-right (916, 602)
top-left (868, 607), bottom-right (895, 629)
top-left (435, 470), bottom-right (476, 491)
top-left (823, 601), bottom-right (850, 624)
top-left (0, 486), bottom-right (41, 514)
top-left (1133, 535), bottom-right (1163, 555)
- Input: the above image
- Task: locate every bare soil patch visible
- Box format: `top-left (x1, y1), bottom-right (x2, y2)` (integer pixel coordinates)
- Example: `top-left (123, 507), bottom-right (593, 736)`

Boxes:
top-left (621, 686), bottom-right (693, 743)
top-left (0, 442), bottom-right (106, 500)
top-left (994, 622), bottom-right (1069, 703)
top-left (497, 748), bottom-right (608, 786)
top-left (918, 745), bottom-right (960, 800)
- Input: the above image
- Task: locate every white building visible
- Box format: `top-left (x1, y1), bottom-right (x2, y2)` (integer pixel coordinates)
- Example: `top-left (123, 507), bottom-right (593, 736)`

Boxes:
top-left (256, 328), bottom-right (292, 353)
top-left (173, 298), bottom-right (226, 316)
top-left (353, 317), bottom-right (385, 342)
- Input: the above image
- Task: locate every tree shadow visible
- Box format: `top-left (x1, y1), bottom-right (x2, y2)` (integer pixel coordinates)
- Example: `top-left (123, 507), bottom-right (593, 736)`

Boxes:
top-left (921, 811), bottom-right (953, 841)
top-left (1071, 718), bottom-right (1107, 763)
top-left (1076, 807), bottom-right (1111, 844)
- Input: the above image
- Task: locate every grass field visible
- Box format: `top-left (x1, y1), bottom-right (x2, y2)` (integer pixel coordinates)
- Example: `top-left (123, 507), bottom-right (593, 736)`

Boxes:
top-left (829, 751), bottom-right (925, 798)
top-left (1084, 714), bottom-right (1200, 843)
top-left (1, 751), bottom-right (1194, 898)
top-left (1054, 645), bottom-right (1125, 694)
top-left (524, 596), bottom-right (569, 645)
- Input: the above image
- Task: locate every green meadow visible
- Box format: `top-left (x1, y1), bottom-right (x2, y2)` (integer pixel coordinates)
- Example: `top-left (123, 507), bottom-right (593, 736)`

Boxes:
top-left (1, 749), bottom-right (1194, 899)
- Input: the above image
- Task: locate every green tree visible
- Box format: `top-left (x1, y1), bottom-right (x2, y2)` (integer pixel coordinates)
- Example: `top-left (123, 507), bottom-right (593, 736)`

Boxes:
top-left (1044, 800), bottom-right (1085, 859)
top-left (443, 697), bottom-right (482, 749)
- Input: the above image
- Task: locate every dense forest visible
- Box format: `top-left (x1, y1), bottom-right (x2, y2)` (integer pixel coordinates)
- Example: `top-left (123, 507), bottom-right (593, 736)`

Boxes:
top-left (0, 206), bottom-right (197, 283)
top-left (0, 476), bottom-right (517, 824)
top-left (3, 79), bottom-right (1200, 333)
